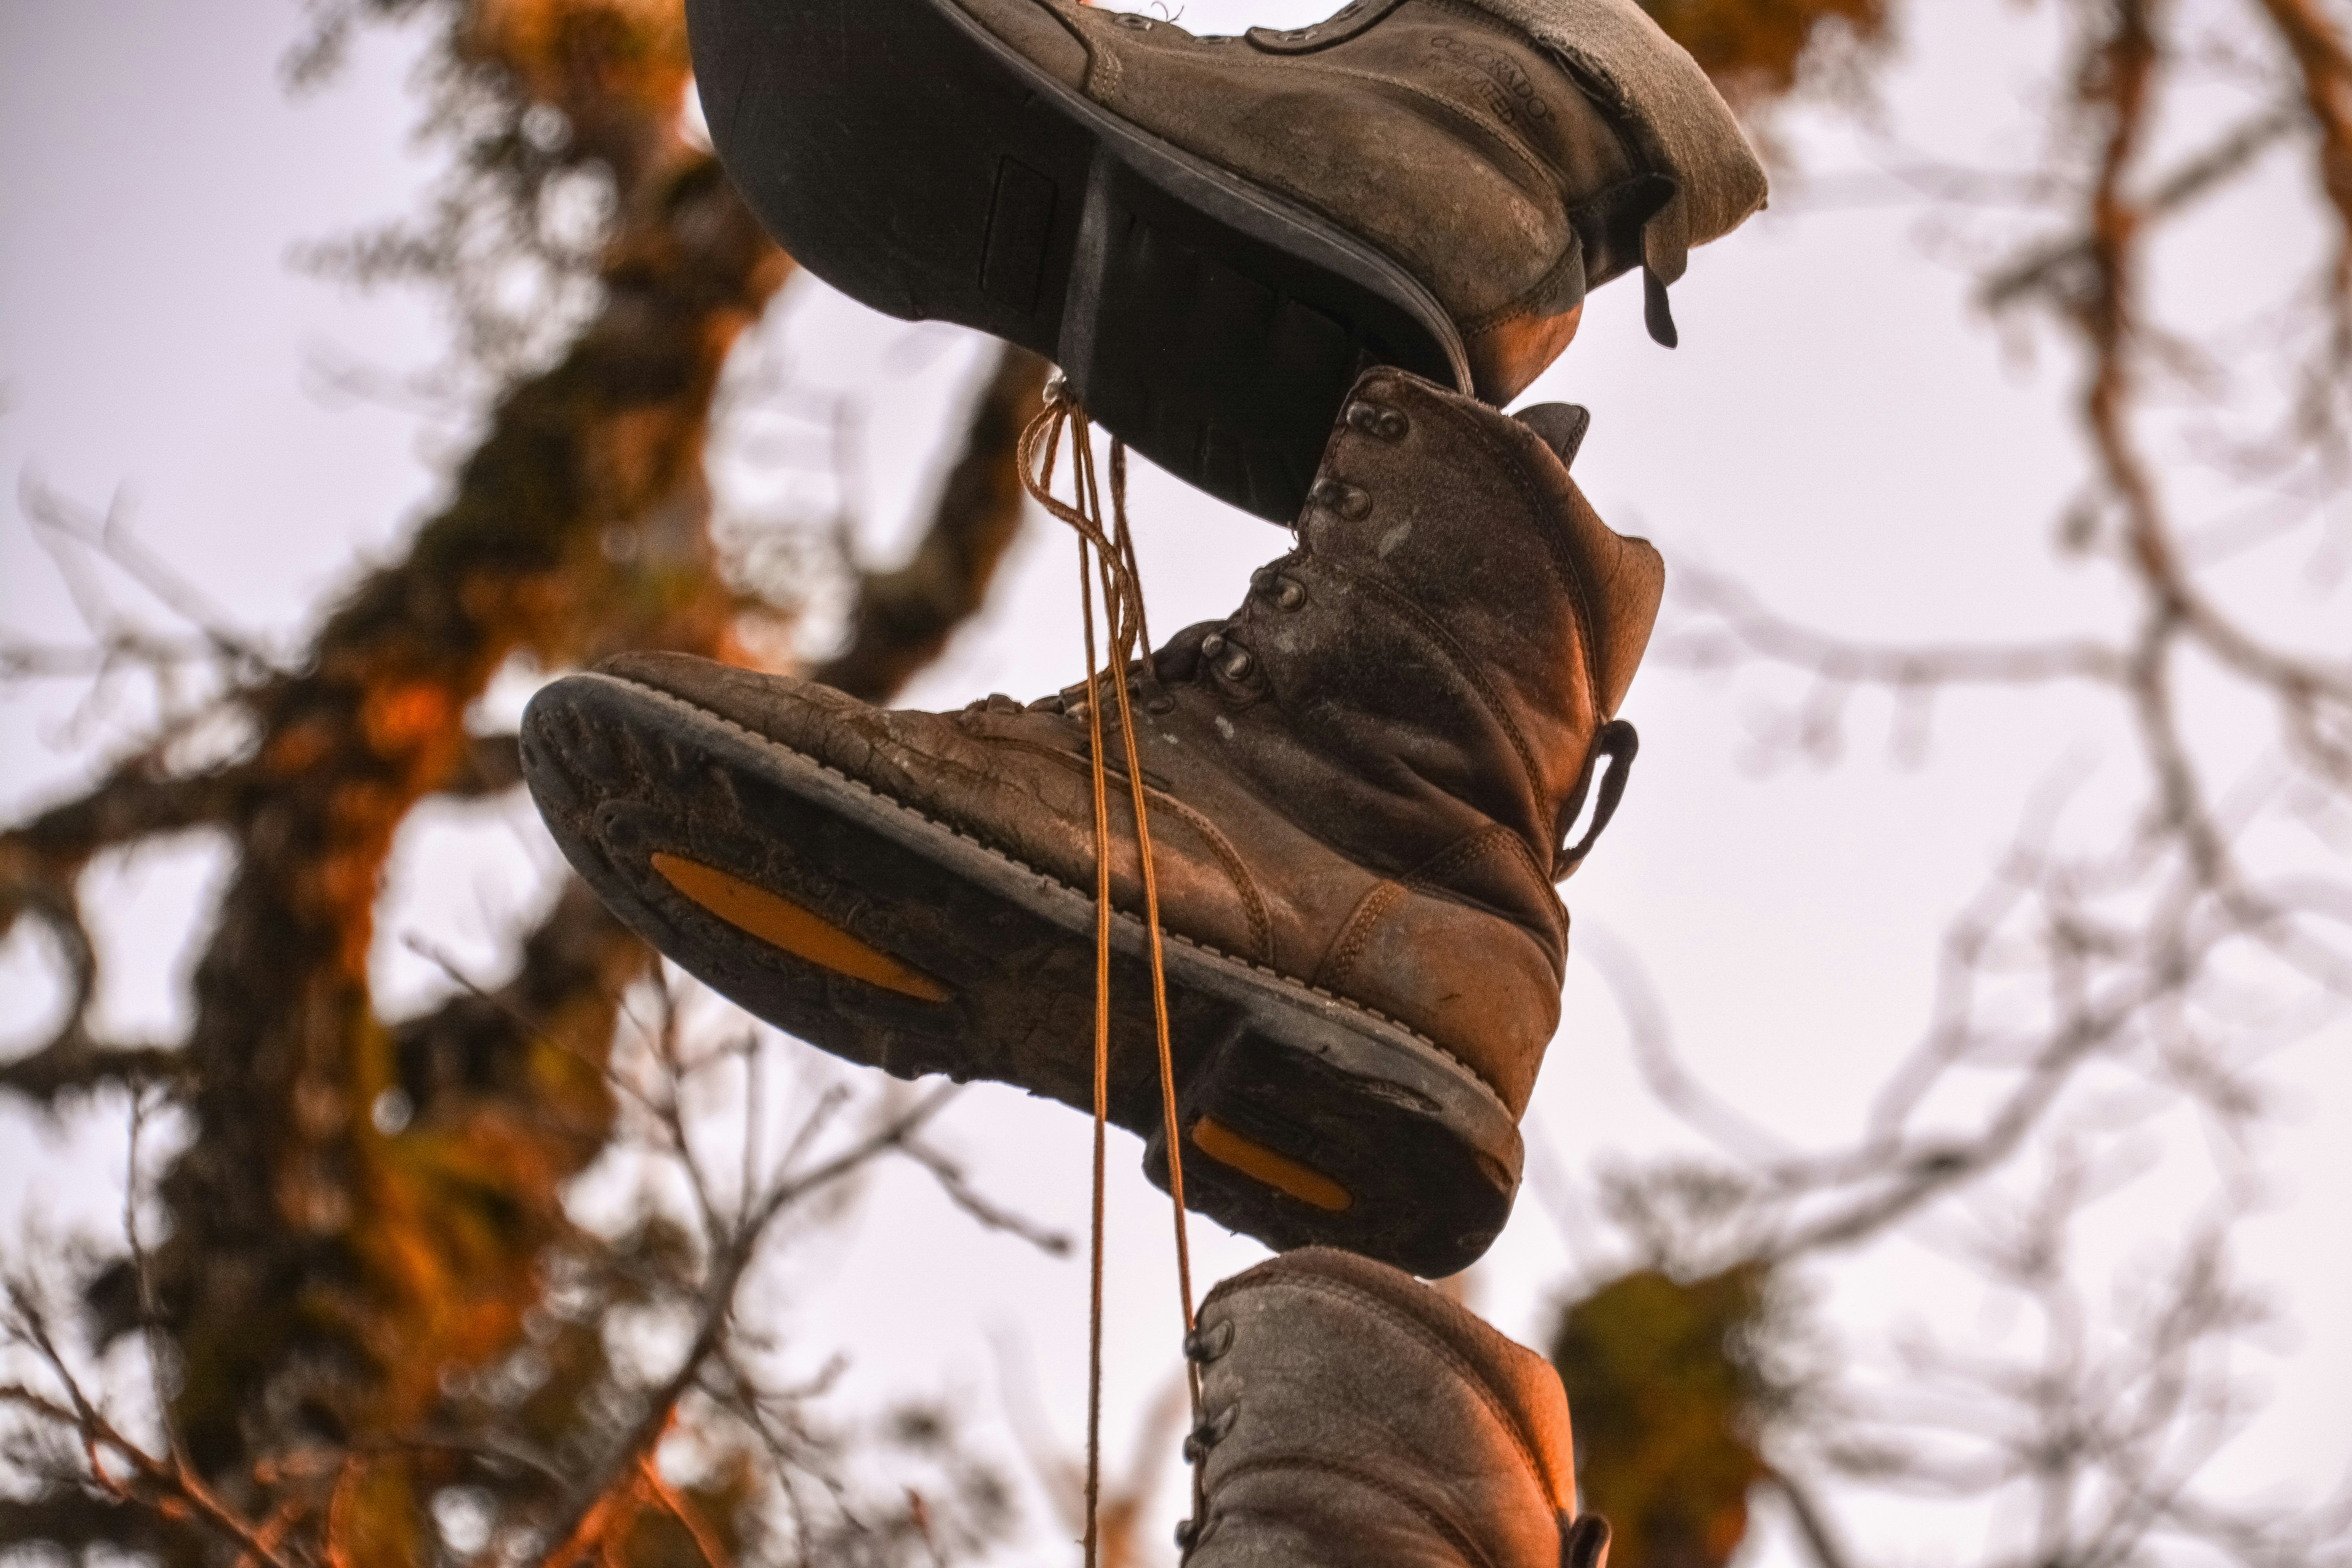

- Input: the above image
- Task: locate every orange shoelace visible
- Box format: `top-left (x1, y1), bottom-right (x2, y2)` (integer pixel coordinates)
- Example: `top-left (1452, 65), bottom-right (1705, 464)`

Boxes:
top-left (1017, 380), bottom-right (1201, 1567)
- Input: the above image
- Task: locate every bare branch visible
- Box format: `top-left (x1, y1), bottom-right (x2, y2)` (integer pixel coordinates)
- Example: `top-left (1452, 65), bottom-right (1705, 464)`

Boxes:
top-left (639, 1451), bottom-right (733, 1568)
top-left (1667, 567), bottom-right (2129, 693)
top-left (2252, 0), bottom-right (2352, 296)
top-left (1763, 1470), bottom-right (1859, 1568)
top-left (2, 1288), bottom-right (301, 1568)
top-left (812, 345), bottom-right (1053, 702)
top-left (1982, 103), bottom-right (2303, 311)
top-left (898, 1139), bottom-right (1074, 1258)
top-left (526, 1086), bottom-right (959, 1568)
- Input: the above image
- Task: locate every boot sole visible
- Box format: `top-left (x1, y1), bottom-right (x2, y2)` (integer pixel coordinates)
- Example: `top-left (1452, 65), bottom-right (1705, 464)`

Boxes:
top-left (688, 0), bottom-right (1472, 524)
top-left (521, 673), bottom-right (1521, 1276)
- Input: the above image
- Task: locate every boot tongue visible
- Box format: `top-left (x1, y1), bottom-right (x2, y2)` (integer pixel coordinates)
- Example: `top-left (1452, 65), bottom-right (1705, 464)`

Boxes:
top-left (1515, 403), bottom-right (1592, 469)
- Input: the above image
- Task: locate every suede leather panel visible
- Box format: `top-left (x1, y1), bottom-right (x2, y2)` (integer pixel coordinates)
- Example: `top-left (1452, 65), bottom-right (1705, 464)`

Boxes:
top-left (952, 0), bottom-right (1642, 398)
top-left (600, 656), bottom-right (1323, 968)
top-left (1331, 885), bottom-right (1563, 1106)
top-left (1558, 463), bottom-right (1664, 716)
top-left (1468, 298), bottom-right (1585, 407)
top-left (1072, 0), bottom-right (1632, 313)
top-left (1188, 1247), bottom-right (1577, 1568)
top-left (950, 0), bottom-right (1089, 89)
top-left (1467, 0), bottom-right (1768, 283)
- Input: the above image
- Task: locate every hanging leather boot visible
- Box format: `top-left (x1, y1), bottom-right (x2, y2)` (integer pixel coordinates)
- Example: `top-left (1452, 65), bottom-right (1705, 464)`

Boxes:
top-left (519, 367), bottom-right (1663, 1276)
top-left (1175, 1246), bottom-right (1612, 1568)
top-left (688, 0), bottom-right (1764, 521)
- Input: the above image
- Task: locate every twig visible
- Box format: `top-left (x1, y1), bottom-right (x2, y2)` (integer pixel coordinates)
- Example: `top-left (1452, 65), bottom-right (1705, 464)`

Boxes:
top-left (1764, 1470), bottom-right (1859, 1568)
top-left (525, 1086), bottom-right (959, 1567)
top-left (2, 1290), bottom-right (300, 1568)
top-left (1983, 104), bottom-right (2302, 310)
top-left (639, 1452), bottom-right (732, 1568)
top-left (899, 1140), bottom-right (1073, 1257)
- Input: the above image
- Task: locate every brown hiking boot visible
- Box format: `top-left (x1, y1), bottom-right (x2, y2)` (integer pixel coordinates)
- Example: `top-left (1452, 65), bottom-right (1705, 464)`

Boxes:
top-left (688, 0), bottom-right (1763, 520)
top-left (1176, 1247), bottom-right (1611, 1568)
top-left (519, 368), bottom-right (1663, 1275)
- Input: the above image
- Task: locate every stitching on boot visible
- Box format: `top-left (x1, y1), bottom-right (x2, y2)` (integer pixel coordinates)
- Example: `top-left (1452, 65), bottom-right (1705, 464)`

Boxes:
top-left (1098, 44), bottom-right (1560, 195)
top-left (594, 678), bottom-right (1516, 1115)
top-left (1081, 25), bottom-right (1124, 96)
top-left (1129, 791), bottom-right (1279, 967)
top-left (1234, 1274), bottom-right (1556, 1491)
top-left (1314, 879), bottom-right (1409, 993)
top-left (1421, 0), bottom-right (1647, 271)
top-left (1015, 738), bottom-right (1280, 966)
top-left (1218, 1271), bottom-right (1560, 1495)
top-left (1089, 0), bottom-right (1621, 336)
top-left (1208, 1457), bottom-right (1508, 1568)
top-left (1409, 821), bottom-right (1547, 897)
top-left (1407, 824), bottom-right (1568, 940)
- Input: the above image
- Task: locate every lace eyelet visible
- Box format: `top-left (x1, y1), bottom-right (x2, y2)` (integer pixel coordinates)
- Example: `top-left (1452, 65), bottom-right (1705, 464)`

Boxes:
top-left (1310, 476), bottom-right (1372, 520)
top-left (1183, 1319), bottom-right (1235, 1363)
top-left (1182, 1404), bottom-right (1237, 1461)
top-left (1345, 401), bottom-right (1409, 441)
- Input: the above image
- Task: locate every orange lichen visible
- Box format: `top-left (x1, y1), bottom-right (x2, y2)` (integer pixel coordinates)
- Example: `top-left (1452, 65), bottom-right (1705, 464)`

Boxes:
top-left (1549, 1265), bottom-right (1777, 1568)
top-left (1641, 0), bottom-right (1889, 104)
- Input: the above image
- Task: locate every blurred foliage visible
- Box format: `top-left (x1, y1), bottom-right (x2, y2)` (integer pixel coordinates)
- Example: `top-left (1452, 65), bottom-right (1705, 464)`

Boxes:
top-left (1548, 1265), bottom-right (1778, 1568)
top-left (1, 0), bottom-right (1905, 1554)
top-left (1641, 0), bottom-right (1890, 107)
top-left (0, 0), bottom-right (1038, 1558)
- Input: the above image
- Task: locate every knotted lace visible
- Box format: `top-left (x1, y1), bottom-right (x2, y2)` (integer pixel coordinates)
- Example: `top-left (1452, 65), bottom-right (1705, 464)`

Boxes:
top-left (1017, 380), bottom-right (1202, 1566)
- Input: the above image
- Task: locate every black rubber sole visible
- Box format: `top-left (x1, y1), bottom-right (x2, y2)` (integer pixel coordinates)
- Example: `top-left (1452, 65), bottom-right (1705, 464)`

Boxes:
top-left (520, 673), bottom-right (1520, 1276)
top-left (687, 0), bottom-right (1471, 523)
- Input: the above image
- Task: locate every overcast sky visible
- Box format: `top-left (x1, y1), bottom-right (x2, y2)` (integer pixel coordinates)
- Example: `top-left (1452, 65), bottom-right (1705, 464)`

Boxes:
top-left (4, 2), bottom-right (2347, 1564)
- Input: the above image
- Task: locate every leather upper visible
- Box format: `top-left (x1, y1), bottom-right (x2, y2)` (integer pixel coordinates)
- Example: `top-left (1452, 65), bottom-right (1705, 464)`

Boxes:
top-left (1182, 1246), bottom-right (1583, 1568)
top-left (953, 0), bottom-right (1656, 400)
top-left (602, 369), bottom-right (1661, 1113)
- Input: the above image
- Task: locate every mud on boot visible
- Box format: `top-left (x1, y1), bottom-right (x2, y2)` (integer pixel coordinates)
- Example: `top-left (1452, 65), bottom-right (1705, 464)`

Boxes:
top-left (687, 0), bottom-right (1764, 520)
top-left (520, 368), bottom-right (1663, 1276)
top-left (1176, 1246), bottom-right (1613, 1567)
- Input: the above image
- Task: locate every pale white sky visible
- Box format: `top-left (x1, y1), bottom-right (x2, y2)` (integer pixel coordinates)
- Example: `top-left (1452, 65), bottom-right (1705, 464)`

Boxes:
top-left (3, 2), bottom-right (2346, 1564)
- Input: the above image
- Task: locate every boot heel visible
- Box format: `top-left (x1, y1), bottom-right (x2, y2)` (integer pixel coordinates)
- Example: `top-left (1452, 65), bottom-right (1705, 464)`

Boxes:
top-left (528, 670), bottom-right (1528, 1275)
top-left (1143, 1006), bottom-right (1519, 1279)
top-left (696, 0), bottom-right (1470, 525)
top-left (1065, 153), bottom-right (1455, 522)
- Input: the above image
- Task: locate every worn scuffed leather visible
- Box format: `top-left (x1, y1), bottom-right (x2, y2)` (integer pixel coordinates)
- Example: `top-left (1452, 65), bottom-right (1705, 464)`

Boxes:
top-left (602, 368), bottom-right (1661, 1114)
top-left (952, 0), bottom-right (1763, 388)
top-left (1180, 1247), bottom-right (1598, 1568)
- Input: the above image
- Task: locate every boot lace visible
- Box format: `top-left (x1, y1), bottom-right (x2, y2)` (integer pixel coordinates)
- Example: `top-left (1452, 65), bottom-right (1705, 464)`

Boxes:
top-left (1017, 377), bottom-right (1206, 1567)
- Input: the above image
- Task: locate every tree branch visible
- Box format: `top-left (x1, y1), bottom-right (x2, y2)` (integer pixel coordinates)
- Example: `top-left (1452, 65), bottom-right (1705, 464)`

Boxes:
top-left (812, 345), bottom-right (1053, 702)
top-left (526, 1087), bottom-right (959, 1568)
top-left (1982, 103), bottom-right (2303, 311)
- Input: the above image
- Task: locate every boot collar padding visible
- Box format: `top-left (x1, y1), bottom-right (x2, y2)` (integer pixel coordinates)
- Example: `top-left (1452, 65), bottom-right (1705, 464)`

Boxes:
top-left (1456, 0), bottom-right (1767, 338)
top-left (1199, 1246), bottom-right (1581, 1512)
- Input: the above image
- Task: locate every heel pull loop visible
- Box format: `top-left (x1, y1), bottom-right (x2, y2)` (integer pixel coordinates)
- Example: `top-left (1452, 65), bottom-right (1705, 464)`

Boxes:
top-left (1559, 1512), bottom-right (1613, 1568)
top-left (1554, 718), bottom-right (1638, 879)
